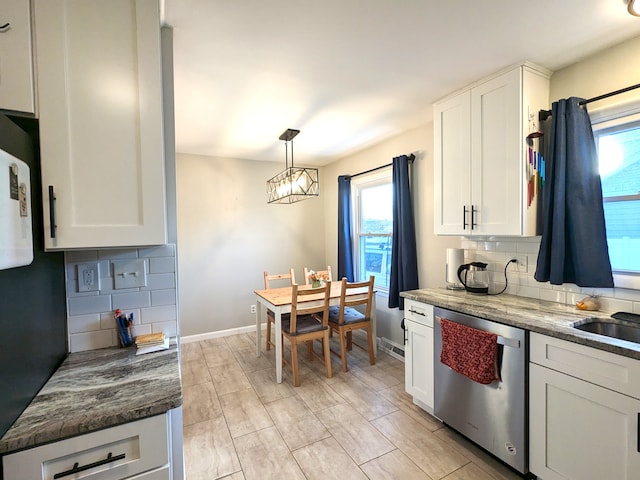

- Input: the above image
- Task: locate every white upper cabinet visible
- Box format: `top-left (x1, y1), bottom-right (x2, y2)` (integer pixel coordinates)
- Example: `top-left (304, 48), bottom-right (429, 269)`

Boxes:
top-left (33, 0), bottom-right (167, 250)
top-left (0, 0), bottom-right (35, 114)
top-left (434, 63), bottom-right (550, 236)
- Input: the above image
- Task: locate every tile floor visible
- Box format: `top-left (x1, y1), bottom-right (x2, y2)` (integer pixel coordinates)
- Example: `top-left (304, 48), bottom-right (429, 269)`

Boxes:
top-left (180, 330), bottom-right (524, 480)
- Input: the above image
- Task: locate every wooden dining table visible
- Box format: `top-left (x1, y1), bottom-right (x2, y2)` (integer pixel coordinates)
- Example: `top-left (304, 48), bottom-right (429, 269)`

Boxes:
top-left (254, 282), bottom-right (377, 383)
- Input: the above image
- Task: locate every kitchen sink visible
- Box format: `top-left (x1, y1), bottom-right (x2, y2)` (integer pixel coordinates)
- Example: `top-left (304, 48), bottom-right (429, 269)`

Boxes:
top-left (574, 319), bottom-right (640, 344)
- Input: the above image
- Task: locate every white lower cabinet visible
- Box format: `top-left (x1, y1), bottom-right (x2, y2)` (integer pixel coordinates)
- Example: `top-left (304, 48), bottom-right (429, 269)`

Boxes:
top-left (529, 333), bottom-right (640, 480)
top-left (2, 414), bottom-right (171, 480)
top-left (404, 300), bottom-right (435, 414)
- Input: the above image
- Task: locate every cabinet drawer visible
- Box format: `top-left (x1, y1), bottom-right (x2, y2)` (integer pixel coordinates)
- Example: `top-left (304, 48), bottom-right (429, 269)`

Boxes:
top-left (2, 414), bottom-right (169, 480)
top-left (404, 300), bottom-right (434, 327)
top-left (530, 332), bottom-right (640, 400)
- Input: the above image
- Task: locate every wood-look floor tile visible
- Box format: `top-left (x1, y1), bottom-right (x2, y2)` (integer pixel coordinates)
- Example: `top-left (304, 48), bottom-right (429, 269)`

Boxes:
top-left (377, 384), bottom-right (442, 432)
top-left (292, 436), bottom-right (368, 480)
top-left (209, 362), bottom-right (253, 395)
top-left (264, 396), bottom-right (330, 450)
top-left (219, 472), bottom-right (245, 480)
top-left (246, 367), bottom-right (296, 404)
top-left (443, 462), bottom-right (502, 480)
top-left (234, 347), bottom-right (275, 373)
top-left (433, 427), bottom-right (523, 480)
top-left (328, 376), bottom-right (398, 421)
top-left (349, 363), bottom-right (403, 391)
top-left (294, 379), bottom-right (346, 412)
top-left (182, 381), bottom-right (222, 426)
top-left (183, 417), bottom-right (241, 480)
top-left (371, 410), bottom-right (470, 479)
top-left (203, 343), bottom-right (238, 368)
top-left (316, 402), bottom-right (394, 465)
top-left (181, 341), bottom-right (204, 361)
top-left (181, 357), bottom-right (211, 387)
top-left (219, 388), bottom-right (273, 438)
top-left (233, 426), bottom-right (306, 480)
top-left (360, 449), bottom-right (433, 480)
top-left (200, 337), bottom-right (228, 348)
top-left (225, 333), bottom-right (256, 352)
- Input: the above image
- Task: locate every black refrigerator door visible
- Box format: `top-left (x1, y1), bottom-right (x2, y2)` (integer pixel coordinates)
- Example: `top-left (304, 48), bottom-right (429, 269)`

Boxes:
top-left (0, 114), bottom-right (67, 439)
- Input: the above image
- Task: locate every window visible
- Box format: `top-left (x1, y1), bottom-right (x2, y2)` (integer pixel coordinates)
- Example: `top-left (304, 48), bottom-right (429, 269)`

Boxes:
top-left (352, 170), bottom-right (393, 291)
top-left (592, 103), bottom-right (640, 288)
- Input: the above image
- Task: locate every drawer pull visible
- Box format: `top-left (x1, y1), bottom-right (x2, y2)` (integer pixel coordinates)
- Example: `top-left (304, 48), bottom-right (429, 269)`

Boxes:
top-left (48, 185), bottom-right (57, 239)
top-left (408, 308), bottom-right (425, 316)
top-left (638, 413), bottom-right (639, 453)
top-left (53, 452), bottom-right (126, 479)
top-left (0, 23), bottom-right (10, 32)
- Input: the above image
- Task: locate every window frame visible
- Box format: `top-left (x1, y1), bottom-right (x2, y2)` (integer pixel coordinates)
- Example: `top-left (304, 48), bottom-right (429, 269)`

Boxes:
top-left (351, 168), bottom-right (393, 293)
top-left (590, 99), bottom-right (640, 290)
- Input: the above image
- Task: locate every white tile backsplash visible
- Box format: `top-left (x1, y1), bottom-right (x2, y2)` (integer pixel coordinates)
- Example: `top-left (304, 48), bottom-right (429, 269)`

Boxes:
top-left (463, 236), bottom-right (640, 314)
top-left (65, 245), bottom-right (178, 352)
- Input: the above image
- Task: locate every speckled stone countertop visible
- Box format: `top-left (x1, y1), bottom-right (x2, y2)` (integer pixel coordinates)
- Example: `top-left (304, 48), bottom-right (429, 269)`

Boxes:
top-left (0, 345), bottom-right (182, 455)
top-left (401, 288), bottom-right (640, 360)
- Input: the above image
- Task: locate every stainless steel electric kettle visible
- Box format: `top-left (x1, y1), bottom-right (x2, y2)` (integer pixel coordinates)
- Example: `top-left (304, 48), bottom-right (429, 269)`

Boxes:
top-left (457, 262), bottom-right (489, 294)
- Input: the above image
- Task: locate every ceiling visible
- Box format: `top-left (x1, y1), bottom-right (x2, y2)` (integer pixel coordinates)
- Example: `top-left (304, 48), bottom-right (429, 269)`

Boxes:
top-left (163, 0), bottom-right (640, 166)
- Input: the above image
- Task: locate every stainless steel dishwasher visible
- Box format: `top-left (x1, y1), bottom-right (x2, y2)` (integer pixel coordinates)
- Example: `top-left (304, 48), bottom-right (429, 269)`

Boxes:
top-left (433, 306), bottom-right (528, 475)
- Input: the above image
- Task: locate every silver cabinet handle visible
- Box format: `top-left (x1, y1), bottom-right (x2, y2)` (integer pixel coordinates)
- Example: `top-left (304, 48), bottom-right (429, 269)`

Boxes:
top-left (409, 308), bottom-right (425, 316)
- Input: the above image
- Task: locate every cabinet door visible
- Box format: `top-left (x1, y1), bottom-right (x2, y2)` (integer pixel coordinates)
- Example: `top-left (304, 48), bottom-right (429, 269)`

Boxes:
top-left (34, 0), bottom-right (167, 250)
top-left (530, 363), bottom-right (640, 480)
top-left (404, 319), bottom-right (434, 412)
top-left (433, 90), bottom-right (471, 235)
top-left (0, 0), bottom-right (35, 113)
top-left (470, 68), bottom-right (522, 236)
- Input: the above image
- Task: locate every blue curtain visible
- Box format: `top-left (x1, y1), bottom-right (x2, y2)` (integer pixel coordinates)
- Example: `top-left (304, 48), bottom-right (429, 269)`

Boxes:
top-left (534, 98), bottom-right (614, 287)
top-left (337, 175), bottom-right (354, 281)
top-left (388, 154), bottom-right (419, 309)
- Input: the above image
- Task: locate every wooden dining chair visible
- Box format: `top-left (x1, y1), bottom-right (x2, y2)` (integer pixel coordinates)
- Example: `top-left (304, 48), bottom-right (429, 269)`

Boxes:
top-left (303, 265), bottom-right (333, 285)
top-left (328, 276), bottom-right (375, 372)
top-left (263, 269), bottom-right (296, 351)
top-left (282, 282), bottom-right (332, 387)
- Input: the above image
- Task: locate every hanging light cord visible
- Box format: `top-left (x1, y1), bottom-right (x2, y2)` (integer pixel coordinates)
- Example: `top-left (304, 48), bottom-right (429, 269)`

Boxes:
top-left (488, 259), bottom-right (517, 296)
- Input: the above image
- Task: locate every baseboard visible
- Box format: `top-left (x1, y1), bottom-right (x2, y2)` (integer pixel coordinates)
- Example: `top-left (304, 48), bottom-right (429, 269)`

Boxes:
top-left (180, 323), bottom-right (264, 344)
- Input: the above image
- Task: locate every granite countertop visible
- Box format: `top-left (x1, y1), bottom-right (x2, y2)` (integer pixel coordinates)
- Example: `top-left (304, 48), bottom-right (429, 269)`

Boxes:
top-left (0, 345), bottom-right (182, 455)
top-left (401, 288), bottom-right (640, 360)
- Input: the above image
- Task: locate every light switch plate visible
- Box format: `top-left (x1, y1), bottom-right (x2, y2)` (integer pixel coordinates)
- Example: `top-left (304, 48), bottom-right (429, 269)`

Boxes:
top-left (113, 259), bottom-right (147, 289)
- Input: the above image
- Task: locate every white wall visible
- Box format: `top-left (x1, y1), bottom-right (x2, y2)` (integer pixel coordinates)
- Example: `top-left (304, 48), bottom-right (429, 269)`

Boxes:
top-left (322, 123), bottom-right (460, 346)
top-left (549, 35), bottom-right (640, 108)
top-left (176, 153), bottom-right (326, 337)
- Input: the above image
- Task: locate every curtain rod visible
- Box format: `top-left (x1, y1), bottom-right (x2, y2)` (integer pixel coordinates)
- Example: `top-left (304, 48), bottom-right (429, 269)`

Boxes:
top-left (539, 82), bottom-right (640, 121)
top-left (348, 153), bottom-right (415, 179)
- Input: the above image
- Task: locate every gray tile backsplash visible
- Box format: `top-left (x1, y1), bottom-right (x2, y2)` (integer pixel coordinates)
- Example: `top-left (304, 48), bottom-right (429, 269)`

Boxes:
top-left (462, 236), bottom-right (640, 315)
top-left (65, 244), bottom-right (178, 352)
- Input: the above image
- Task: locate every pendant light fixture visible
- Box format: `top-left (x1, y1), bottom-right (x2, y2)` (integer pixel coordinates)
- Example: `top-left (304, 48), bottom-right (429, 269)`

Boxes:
top-left (266, 129), bottom-right (319, 204)
top-left (629, 0), bottom-right (640, 16)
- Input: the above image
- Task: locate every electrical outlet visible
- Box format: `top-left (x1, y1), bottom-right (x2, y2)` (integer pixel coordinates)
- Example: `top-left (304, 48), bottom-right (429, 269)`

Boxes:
top-left (77, 262), bottom-right (100, 292)
top-left (513, 254), bottom-right (528, 273)
top-left (250, 305), bottom-right (256, 314)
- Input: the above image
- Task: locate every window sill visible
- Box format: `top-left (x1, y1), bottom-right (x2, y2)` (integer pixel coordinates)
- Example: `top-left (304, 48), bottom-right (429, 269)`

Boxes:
top-left (613, 272), bottom-right (640, 291)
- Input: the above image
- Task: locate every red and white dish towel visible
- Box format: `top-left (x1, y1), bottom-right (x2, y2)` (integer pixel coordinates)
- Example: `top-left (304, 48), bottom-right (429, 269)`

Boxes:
top-left (439, 318), bottom-right (500, 384)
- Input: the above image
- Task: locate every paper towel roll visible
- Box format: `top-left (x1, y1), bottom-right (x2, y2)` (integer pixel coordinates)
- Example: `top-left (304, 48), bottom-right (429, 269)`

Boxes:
top-left (446, 248), bottom-right (464, 286)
